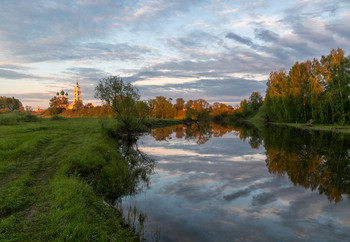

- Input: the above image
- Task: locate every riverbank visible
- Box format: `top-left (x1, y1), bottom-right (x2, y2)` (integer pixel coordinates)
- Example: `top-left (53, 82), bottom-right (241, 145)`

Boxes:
top-left (270, 122), bottom-right (350, 134)
top-left (247, 106), bottom-right (350, 134)
top-left (0, 114), bottom-right (180, 241)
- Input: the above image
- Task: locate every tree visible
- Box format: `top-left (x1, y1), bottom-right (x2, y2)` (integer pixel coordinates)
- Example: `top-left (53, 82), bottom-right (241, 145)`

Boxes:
top-left (84, 103), bottom-right (94, 109)
top-left (211, 102), bottom-right (230, 121)
top-left (95, 76), bottom-right (140, 106)
top-left (0, 96), bottom-right (23, 113)
top-left (249, 92), bottom-right (263, 112)
top-left (25, 106), bottom-right (33, 113)
top-left (150, 96), bottom-right (174, 119)
top-left (175, 98), bottom-right (185, 118)
top-left (48, 96), bottom-right (68, 115)
top-left (264, 48), bottom-right (350, 124)
top-left (94, 76), bottom-right (144, 133)
top-left (73, 100), bottom-right (84, 110)
top-left (185, 99), bottom-right (210, 120)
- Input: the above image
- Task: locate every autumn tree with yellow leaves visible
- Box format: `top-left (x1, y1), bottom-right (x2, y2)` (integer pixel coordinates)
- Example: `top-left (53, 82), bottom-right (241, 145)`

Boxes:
top-left (265, 48), bottom-right (350, 124)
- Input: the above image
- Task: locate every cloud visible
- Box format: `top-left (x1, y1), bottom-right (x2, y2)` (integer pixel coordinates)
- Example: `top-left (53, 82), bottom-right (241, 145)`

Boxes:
top-left (225, 32), bottom-right (255, 47)
top-left (223, 187), bottom-right (252, 201)
top-left (251, 192), bottom-right (277, 206)
top-left (166, 30), bottom-right (225, 57)
top-left (64, 67), bottom-right (110, 81)
top-left (254, 28), bottom-right (279, 42)
top-left (136, 77), bottom-right (266, 104)
top-left (0, 68), bottom-right (33, 79)
top-left (80, 42), bottom-right (155, 62)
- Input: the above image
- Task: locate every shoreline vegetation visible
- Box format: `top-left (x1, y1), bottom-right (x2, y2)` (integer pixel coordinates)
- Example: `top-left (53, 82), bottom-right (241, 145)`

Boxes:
top-left (247, 101), bottom-right (350, 134)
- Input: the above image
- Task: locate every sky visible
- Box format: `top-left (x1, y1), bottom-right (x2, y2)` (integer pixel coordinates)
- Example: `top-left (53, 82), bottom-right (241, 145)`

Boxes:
top-left (1, 0), bottom-right (350, 108)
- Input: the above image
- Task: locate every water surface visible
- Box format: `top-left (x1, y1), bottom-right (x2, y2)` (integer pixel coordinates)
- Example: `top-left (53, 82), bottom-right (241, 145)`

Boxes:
top-left (122, 123), bottom-right (350, 241)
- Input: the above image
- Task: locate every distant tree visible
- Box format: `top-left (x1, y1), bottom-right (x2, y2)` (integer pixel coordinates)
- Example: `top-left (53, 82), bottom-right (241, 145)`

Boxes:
top-left (211, 102), bottom-right (230, 121)
top-left (0, 96), bottom-right (23, 113)
top-left (249, 91), bottom-right (263, 112)
top-left (73, 100), bottom-right (84, 110)
top-left (175, 98), bottom-right (185, 111)
top-left (25, 106), bottom-right (33, 113)
top-left (150, 96), bottom-right (174, 119)
top-left (48, 96), bottom-right (68, 115)
top-left (175, 98), bottom-right (185, 118)
top-left (84, 103), bottom-right (94, 109)
top-left (185, 99), bottom-right (210, 120)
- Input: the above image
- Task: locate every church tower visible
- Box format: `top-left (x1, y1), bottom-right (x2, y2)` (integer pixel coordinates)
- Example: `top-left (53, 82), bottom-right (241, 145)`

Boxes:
top-left (73, 81), bottom-right (82, 103)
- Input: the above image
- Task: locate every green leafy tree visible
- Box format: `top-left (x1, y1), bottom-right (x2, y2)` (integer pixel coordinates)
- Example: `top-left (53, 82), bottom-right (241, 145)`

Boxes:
top-left (94, 76), bottom-right (144, 133)
top-left (249, 91), bottom-right (263, 112)
top-left (48, 96), bottom-right (68, 115)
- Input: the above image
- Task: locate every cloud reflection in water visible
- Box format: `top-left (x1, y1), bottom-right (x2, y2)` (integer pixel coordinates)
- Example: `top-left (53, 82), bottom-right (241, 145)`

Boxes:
top-left (122, 124), bottom-right (350, 241)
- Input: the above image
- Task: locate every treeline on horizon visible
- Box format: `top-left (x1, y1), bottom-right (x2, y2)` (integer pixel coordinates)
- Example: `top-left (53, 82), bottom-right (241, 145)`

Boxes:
top-left (3, 48), bottom-right (349, 125)
top-left (47, 87), bottom-right (263, 121)
top-left (264, 48), bottom-right (350, 124)
top-left (0, 96), bottom-right (24, 113)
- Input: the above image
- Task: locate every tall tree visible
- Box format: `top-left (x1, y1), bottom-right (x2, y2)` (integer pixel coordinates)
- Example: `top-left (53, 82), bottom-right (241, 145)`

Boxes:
top-left (95, 76), bottom-right (144, 133)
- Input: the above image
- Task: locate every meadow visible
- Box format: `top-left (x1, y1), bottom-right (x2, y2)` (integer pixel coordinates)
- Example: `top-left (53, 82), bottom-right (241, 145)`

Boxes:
top-left (0, 113), bottom-right (147, 241)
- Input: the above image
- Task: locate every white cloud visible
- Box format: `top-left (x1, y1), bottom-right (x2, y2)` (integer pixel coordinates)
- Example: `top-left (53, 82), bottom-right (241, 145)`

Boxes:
top-left (133, 77), bottom-right (198, 86)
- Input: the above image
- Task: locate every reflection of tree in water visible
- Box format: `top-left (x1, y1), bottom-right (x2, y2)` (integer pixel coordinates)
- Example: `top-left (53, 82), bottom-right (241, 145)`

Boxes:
top-left (118, 136), bottom-right (156, 196)
top-left (151, 125), bottom-right (186, 141)
top-left (151, 123), bottom-right (213, 145)
top-left (175, 125), bottom-right (185, 139)
top-left (151, 126), bottom-right (174, 141)
top-left (185, 123), bottom-right (212, 145)
top-left (263, 125), bottom-right (350, 203)
top-left (211, 123), bottom-right (234, 137)
top-left (229, 122), bottom-right (263, 149)
top-left (151, 122), bottom-right (350, 202)
top-left (151, 122), bottom-right (262, 147)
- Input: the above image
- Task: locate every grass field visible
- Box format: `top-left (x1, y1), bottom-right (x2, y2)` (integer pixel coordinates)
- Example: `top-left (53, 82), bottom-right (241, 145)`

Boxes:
top-left (0, 114), bottom-right (146, 241)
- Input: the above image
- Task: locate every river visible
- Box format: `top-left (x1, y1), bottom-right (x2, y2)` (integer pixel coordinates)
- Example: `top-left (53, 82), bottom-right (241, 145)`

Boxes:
top-left (121, 122), bottom-right (350, 241)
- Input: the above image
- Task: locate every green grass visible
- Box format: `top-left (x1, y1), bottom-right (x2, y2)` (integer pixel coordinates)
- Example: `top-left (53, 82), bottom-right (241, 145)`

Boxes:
top-left (248, 105), bottom-right (266, 123)
top-left (245, 105), bottom-right (267, 131)
top-left (272, 122), bottom-right (350, 134)
top-left (0, 113), bottom-right (40, 125)
top-left (0, 117), bottom-right (140, 241)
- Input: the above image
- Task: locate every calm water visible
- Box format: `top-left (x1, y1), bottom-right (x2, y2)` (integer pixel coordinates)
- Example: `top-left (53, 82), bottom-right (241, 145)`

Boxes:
top-left (121, 123), bottom-right (350, 241)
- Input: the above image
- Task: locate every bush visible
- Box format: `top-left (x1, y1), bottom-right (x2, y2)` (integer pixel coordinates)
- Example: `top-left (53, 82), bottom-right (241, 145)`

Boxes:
top-left (50, 115), bottom-right (67, 121)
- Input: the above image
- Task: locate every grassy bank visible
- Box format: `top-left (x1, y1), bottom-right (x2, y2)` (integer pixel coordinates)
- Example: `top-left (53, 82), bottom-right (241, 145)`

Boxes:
top-left (246, 105), bottom-right (350, 134)
top-left (271, 122), bottom-right (350, 134)
top-left (0, 114), bottom-right (146, 241)
top-left (145, 118), bottom-right (182, 128)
